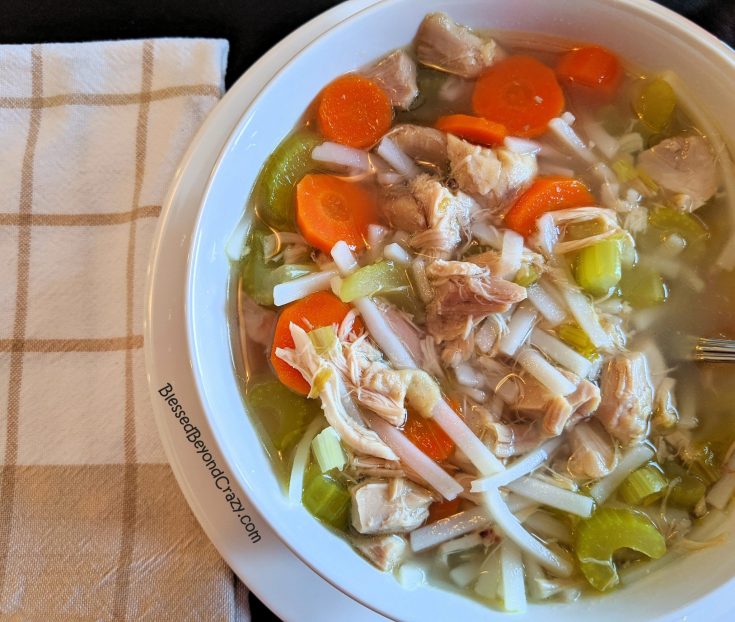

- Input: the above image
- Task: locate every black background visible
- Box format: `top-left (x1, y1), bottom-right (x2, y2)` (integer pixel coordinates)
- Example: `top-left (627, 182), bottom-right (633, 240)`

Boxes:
top-left (1, 0), bottom-right (730, 620)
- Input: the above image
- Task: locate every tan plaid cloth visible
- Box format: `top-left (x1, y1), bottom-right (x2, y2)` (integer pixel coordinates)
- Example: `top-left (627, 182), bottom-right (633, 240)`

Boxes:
top-left (0, 38), bottom-right (252, 620)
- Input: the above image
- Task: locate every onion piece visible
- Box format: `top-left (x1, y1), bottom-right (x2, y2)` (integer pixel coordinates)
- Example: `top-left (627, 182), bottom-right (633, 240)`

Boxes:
top-left (498, 305), bottom-right (537, 357)
top-left (516, 348), bottom-right (577, 396)
top-left (375, 136), bottom-right (421, 177)
top-left (450, 560), bottom-right (483, 588)
top-left (410, 506), bottom-right (490, 552)
top-left (526, 282), bottom-right (567, 326)
top-left (524, 511), bottom-right (573, 545)
top-left (312, 141), bottom-right (370, 171)
top-left (288, 416), bottom-right (326, 505)
top-left (367, 413), bottom-right (463, 501)
top-left (273, 269), bottom-right (337, 306)
top-left (529, 328), bottom-right (592, 377)
top-left (471, 438), bottom-right (563, 492)
top-left (505, 476), bottom-right (594, 518)
top-left (583, 120), bottom-right (619, 159)
top-left (589, 444), bottom-right (654, 504)
top-left (474, 547), bottom-right (501, 601)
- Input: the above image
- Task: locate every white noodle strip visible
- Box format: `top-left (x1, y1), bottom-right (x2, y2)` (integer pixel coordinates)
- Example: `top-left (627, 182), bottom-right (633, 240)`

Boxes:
top-left (411, 258), bottom-right (433, 303)
top-left (526, 283), bottom-right (566, 326)
top-left (537, 161), bottom-right (575, 177)
top-left (499, 540), bottom-right (527, 612)
top-left (471, 221), bottom-right (503, 249)
top-left (584, 120), bottom-right (619, 159)
top-left (383, 242), bottom-right (412, 265)
top-left (561, 111), bottom-right (576, 125)
top-left (311, 142), bottom-right (370, 171)
top-left (523, 511), bottom-right (572, 545)
top-left (273, 270), bottom-right (337, 306)
top-left (472, 438), bottom-right (563, 492)
top-left (366, 413), bottom-right (463, 500)
top-left (516, 348), bottom-right (577, 397)
top-left (437, 533), bottom-right (483, 566)
top-left (332, 241), bottom-right (505, 476)
top-left (505, 494), bottom-right (538, 514)
top-left (589, 444), bottom-right (654, 503)
top-left (501, 229), bottom-right (524, 280)
top-left (288, 417), bottom-right (326, 505)
top-left (530, 328), bottom-right (592, 377)
top-left (548, 117), bottom-right (597, 164)
top-left (377, 171), bottom-right (404, 185)
top-left (366, 224), bottom-right (390, 263)
top-left (498, 305), bottom-right (537, 357)
top-left (524, 555), bottom-right (547, 600)
top-left (475, 548), bottom-right (501, 601)
top-left (706, 453), bottom-right (735, 510)
top-left (482, 489), bottom-right (573, 577)
top-left (561, 288), bottom-right (612, 349)
top-left (450, 560), bottom-right (484, 588)
top-left (504, 136), bottom-right (542, 154)
top-left (455, 362), bottom-right (484, 388)
top-left (506, 476), bottom-right (593, 517)
top-left (375, 136), bottom-right (421, 177)
top-left (410, 506), bottom-right (491, 552)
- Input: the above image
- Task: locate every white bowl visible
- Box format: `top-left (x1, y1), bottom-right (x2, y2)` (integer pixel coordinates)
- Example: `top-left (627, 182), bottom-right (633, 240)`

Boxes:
top-left (187, 1), bottom-right (735, 620)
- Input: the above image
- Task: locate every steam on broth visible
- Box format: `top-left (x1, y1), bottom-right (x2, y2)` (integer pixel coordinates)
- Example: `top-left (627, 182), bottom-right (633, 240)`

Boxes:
top-left (233, 12), bottom-right (735, 612)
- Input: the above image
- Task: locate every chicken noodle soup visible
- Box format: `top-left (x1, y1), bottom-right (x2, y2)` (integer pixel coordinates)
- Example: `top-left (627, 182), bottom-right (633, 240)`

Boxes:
top-left (234, 12), bottom-right (735, 612)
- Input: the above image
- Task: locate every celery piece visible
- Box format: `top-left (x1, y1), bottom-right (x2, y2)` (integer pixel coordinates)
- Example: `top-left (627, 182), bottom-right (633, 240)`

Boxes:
top-left (648, 205), bottom-right (708, 244)
top-left (246, 380), bottom-right (321, 455)
top-left (612, 158), bottom-right (638, 184)
top-left (619, 464), bottom-right (668, 506)
top-left (302, 465), bottom-right (351, 530)
top-left (575, 507), bottom-right (666, 591)
top-left (514, 263), bottom-right (541, 288)
top-left (308, 326), bottom-right (339, 357)
top-left (556, 323), bottom-right (599, 361)
top-left (574, 239), bottom-right (622, 297)
top-left (663, 461), bottom-right (707, 509)
top-left (339, 260), bottom-right (409, 303)
top-left (619, 266), bottom-right (668, 309)
top-left (311, 426), bottom-right (347, 473)
top-left (633, 78), bottom-right (676, 132)
top-left (256, 130), bottom-right (321, 230)
top-left (682, 442), bottom-right (721, 485)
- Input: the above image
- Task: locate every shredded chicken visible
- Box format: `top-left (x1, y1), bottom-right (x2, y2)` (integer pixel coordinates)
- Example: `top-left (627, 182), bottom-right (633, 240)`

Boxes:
top-left (363, 50), bottom-right (418, 110)
top-left (567, 419), bottom-right (618, 479)
top-left (351, 478), bottom-right (433, 534)
top-left (348, 454), bottom-right (405, 480)
top-left (415, 12), bottom-right (500, 78)
top-left (447, 135), bottom-right (537, 211)
top-left (387, 124), bottom-right (449, 170)
top-left (485, 421), bottom-right (546, 458)
top-left (425, 260), bottom-right (526, 342)
top-left (637, 134), bottom-right (718, 209)
top-left (596, 352), bottom-right (654, 446)
top-left (652, 376), bottom-right (679, 429)
top-left (353, 534), bottom-right (407, 571)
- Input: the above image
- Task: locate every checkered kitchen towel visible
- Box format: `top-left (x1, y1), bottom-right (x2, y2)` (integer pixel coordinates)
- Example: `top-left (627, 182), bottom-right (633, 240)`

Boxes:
top-left (0, 39), bottom-right (251, 620)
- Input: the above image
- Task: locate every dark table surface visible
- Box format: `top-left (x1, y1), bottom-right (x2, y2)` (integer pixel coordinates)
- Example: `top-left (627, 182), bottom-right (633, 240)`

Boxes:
top-left (2, 0), bottom-right (731, 620)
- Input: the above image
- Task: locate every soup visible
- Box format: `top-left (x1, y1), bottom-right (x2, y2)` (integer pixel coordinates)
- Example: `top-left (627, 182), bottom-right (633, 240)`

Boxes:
top-left (234, 12), bottom-right (735, 612)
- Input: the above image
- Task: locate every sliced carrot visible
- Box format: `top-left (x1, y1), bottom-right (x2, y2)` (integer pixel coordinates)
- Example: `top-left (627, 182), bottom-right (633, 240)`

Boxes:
top-left (428, 498), bottom-right (462, 523)
top-left (557, 46), bottom-right (622, 100)
top-left (504, 176), bottom-right (596, 236)
top-left (296, 173), bottom-right (380, 253)
top-left (435, 114), bottom-right (507, 146)
top-left (270, 291), bottom-right (357, 395)
top-left (403, 409), bottom-right (454, 463)
top-left (472, 55), bottom-right (565, 138)
top-left (317, 74), bottom-right (393, 148)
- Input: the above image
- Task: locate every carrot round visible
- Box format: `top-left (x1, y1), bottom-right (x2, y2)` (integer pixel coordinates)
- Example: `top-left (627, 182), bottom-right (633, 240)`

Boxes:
top-left (428, 498), bottom-right (462, 523)
top-left (504, 176), bottom-right (596, 236)
top-left (472, 55), bottom-right (565, 138)
top-left (557, 46), bottom-right (622, 100)
top-left (403, 409), bottom-right (454, 462)
top-left (435, 114), bottom-right (507, 146)
top-left (296, 173), bottom-right (380, 253)
top-left (270, 291), bottom-right (357, 395)
top-left (317, 74), bottom-right (393, 148)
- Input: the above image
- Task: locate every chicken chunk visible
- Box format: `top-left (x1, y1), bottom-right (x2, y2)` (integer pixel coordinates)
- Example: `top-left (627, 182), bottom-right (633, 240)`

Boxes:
top-left (567, 419), bottom-right (618, 479)
top-left (415, 12), bottom-right (500, 79)
top-left (363, 50), bottom-right (418, 110)
top-left (379, 184), bottom-right (427, 233)
top-left (596, 352), bottom-right (654, 446)
top-left (637, 134), bottom-right (718, 209)
top-left (353, 534), bottom-right (407, 571)
top-left (425, 260), bottom-right (527, 342)
top-left (387, 124), bottom-right (449, 170)
top-left (447, 135), bottom-right (537, 210)
top-left (351, 479), bottom-right (433, 534)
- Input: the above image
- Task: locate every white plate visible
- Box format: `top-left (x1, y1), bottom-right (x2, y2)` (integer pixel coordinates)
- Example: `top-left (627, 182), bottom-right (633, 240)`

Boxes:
top-left (144, 1), bottom-right (389, 620)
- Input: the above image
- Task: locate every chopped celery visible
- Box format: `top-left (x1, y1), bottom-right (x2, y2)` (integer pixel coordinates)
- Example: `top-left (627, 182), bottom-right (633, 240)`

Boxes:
top-left (648, 205), bottom-right (708, 244)
top-left (556, 323), bottom-right (599, 361)
top-left (636, 168), bottom-right (659, 192)
top-left (311, 426), bottom-right (347, 473)
top-left (302, 465), bottom-right (351, 530)
top-left (256, 130), bottom-right (321, 230)
top-left (309, 326), bottom-right (339, 357)
top-left (612, 158), bottom-right (637, 184)
top-left (619, 464), bottom-right (668, 506)
top-left (247, 380), bottom-right (321, 455)
top-left (574, 239), bottom-right (622, 297)
top-left (339, 260), bottom-right (407, 302)
top-left (514, 263), bottom-right (541, 288)
top-left (633, 78), bottom-right (676, 132)
top-left (619, 266), bottom-right (668, 309)
top-left (682, 441), bottom-right (721, 485)
top-left (575, 507), bottom-right (666, 591)
top-left (663, 461), bottom-right (707, 509)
